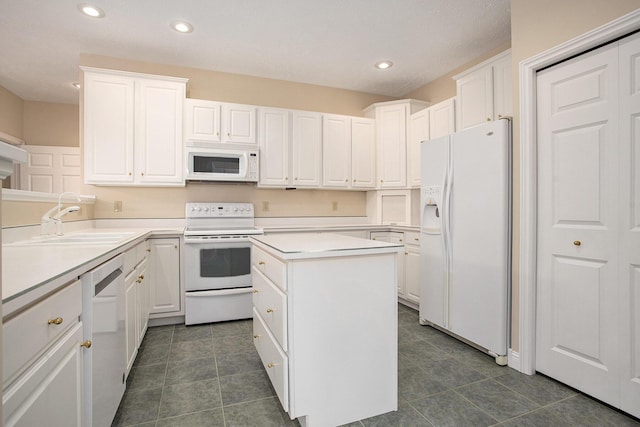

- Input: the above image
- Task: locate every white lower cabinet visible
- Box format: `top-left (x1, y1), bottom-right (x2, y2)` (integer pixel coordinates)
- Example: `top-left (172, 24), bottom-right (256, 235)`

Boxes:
top-left (148, 238), bottom-right (181, 316)
top-left (3, 323), bottom-right (84, 427)
top-left (371, 231), bottom-right (405, 298)
top-left (371, 230), bottom-right (421, 306)
top-left (403, 232), bottom-right (421, 305)
top-left (124, 240), bottom-right (150, 375)
top-left (2, 280), bottom-right (86, 427)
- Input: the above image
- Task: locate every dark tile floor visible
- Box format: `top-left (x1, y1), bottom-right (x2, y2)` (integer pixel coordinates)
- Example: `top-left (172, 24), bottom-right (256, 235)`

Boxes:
top-left (113, 304), bottom-right (640, 426)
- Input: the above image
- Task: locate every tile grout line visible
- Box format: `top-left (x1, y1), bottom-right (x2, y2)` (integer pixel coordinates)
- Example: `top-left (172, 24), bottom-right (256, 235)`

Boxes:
top-left (211, 328), bottom-right (228, 427)
top-left (154, 325), bottom-right (175, 426)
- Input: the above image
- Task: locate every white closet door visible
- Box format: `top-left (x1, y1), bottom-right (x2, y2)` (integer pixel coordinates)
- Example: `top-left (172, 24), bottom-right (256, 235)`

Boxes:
top-left (618, 32), bottom-right (640, 419)
top-left (536, 42), bottom-right (620, 405)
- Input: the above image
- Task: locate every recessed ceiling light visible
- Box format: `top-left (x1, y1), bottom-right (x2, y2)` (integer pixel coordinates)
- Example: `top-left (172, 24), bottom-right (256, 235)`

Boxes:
top-left (71, 82), bottom-right (81, 89)
top-left (78, 3), bottom-right (105, 18)
top-left (171, 21), bottom-right (194, 33)
top-left (375, 60), bottom-right (393, 70)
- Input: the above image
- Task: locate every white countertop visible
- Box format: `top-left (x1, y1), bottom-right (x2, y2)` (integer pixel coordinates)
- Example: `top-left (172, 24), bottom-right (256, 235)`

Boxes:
top-left (251, 232), bottom-right (403, 260)
top-left (2, 227), bottom-right (183, 318)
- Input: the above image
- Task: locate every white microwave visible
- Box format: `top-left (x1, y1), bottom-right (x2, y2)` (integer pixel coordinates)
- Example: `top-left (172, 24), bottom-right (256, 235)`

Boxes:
top-left (186, 146), bottom-right (259, 182)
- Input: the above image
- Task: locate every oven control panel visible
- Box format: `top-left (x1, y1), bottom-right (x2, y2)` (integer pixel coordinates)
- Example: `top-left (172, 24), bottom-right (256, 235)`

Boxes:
top-left (186, 202), bottom-right (254, 218)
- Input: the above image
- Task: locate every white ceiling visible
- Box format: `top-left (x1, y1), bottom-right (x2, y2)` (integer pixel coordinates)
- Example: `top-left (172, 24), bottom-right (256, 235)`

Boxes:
top-left (0, 0), bottom-right (511, 105)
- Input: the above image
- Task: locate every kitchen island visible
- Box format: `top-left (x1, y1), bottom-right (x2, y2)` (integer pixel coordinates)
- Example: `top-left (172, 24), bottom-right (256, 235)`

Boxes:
top-left (250, 233), bottom-right (401, 427)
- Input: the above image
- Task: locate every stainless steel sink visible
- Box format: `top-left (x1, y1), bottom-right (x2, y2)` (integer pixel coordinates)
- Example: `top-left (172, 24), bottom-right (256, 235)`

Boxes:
top-left (7, 231), bottom-right (137, 246)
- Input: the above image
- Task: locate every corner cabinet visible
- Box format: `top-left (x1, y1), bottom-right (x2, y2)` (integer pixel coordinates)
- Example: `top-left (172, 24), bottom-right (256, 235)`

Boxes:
top-left (454, 50), bottom-right (512, 131)
top-left (82, 67), bottom-right (187, 186)
top-left (365, 99), bottom-right (429, 189)
top-left (148, 237), bottom-right (181, 316)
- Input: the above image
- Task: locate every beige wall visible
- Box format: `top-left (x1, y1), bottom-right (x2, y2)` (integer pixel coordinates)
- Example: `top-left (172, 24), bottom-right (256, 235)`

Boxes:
top-left (404, 42), bottom-right (512, 104)
top-left (2, 201), bottom-right (93, 227)
top-left (23, 101), bottom-right (79, 147)
top-left (508, 0), bottom-right (639, 352)
top-left (0, 86), bottom-right (23, 140)
top-left (81, 54), bottom-right (394, 116)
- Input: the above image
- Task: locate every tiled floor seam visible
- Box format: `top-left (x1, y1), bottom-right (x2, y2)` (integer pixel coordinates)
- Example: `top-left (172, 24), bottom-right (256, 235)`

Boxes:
top-left (153, 338), bottom-right (172, 424)
top-left (209, 332), bottom-right (228, 427)
top-left (404, 400), bottom-right (438, 427)
top-left (448, 386), bottom-right (504, 425)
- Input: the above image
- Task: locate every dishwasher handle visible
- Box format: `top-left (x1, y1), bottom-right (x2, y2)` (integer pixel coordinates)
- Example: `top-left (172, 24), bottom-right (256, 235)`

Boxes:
top-left (95, 268), bottom-right (123, 296)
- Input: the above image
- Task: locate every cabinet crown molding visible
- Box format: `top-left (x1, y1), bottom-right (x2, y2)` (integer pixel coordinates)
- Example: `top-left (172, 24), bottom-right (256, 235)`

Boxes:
top-left (452, 48), bottom-right (512, 81)
top-left (80, 66), bottom-right (189, 84)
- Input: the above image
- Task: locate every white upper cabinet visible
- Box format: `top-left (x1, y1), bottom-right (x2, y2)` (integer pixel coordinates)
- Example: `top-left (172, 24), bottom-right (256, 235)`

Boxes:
top-left (223, 103), bottom-right (257, 144)
top-left (367, 100), bottom-right (428, 189)
top-left (351, 118), bottom-right (376, 189)
top-left (184, 99), bottom-right (256, 144)
top-left (428, 97), bottom-right (456, 139)
top-left (83, 70), bottom-right (135, 184)
top-left (407, 109), bottom-right (429, 188)
top-left (322, 114), bottom-right (351, 188)
top-left (291, 111), bottom-right (322, 187)
top-left (184, 99), bottom-right (221, 142)
top-left (82, 67), bottom-right (187, 186)
top-left (136, 78), bottom-right (185, 184)
top-left (492, 54), bottom-right (513, 121)
top-left (258, 107), bottom-right (290, 187)
top-left (454, 50), bottom-right (512, 131)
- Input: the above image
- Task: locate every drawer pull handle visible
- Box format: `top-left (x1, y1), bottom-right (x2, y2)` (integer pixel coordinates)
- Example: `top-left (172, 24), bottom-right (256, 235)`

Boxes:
top-left (139, 274), bottom-right (144, 280)
top-left (48, 317), bottom-right (63, 325)
top-left (146, 248), bottom-right (151, 252)
top-left (414, 237), bottom-right (419, 241)
top-left (80, 340), bottom-right (92, 349)
top-left (573, 240), bottom-right (581, 246)
top-left (252, 289), bottom-right (259, 293)
top-left (136, 278), bottom-right (142, 284)
top-left (267, 363), bottom-right (276, 368)
top-left (266, 308), bottom-right (274, 313)
top-left (258, 261), bottom-right (265, 266)
top-left (253, 334), bottom-right (260, 339)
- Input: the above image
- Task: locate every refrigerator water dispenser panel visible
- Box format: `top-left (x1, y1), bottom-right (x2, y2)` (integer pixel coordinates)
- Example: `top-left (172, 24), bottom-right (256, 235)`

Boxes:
top-left (421, 185), bottom-right (442, 234)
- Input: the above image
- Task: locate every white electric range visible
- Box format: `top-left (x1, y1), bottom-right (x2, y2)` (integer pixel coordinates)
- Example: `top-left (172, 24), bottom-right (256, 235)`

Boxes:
top-left (183, 202), bottom-right (263, 325)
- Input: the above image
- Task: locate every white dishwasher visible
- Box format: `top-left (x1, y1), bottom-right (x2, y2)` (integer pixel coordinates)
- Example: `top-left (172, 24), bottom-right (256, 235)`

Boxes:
top-left (81, 254), bottom-right (126, 427)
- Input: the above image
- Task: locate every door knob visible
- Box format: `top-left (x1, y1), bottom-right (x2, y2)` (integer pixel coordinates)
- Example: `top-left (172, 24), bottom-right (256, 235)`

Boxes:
top-left (80, 340), bottom-right (92, 349)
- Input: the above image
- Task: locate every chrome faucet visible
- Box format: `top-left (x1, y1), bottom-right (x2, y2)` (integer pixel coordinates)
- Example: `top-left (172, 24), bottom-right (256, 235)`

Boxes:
top-left (41, 192), bottom-right (82, 235)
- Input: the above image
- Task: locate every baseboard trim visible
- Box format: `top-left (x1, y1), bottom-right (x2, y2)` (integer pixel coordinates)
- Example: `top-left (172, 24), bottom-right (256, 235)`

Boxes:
top-left (508, 348), bottom-right (522, 372)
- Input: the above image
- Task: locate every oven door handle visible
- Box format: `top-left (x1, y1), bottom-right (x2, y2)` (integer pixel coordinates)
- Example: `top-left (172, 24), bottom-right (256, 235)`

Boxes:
top-left (187, 288), bottom-right (253, 297)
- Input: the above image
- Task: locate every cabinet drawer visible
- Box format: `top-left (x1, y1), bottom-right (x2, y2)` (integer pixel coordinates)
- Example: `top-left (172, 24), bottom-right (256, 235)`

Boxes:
top-left (253, 308), bottom-right (288, 413)
top-left (404, 231), bottom-right (420, 246)
top-left (252, 245), bottom-right (287, 291)
top-left (252, 267), bottom-right (287, 351)
top-left (3, 279), bottom-right (82, 384)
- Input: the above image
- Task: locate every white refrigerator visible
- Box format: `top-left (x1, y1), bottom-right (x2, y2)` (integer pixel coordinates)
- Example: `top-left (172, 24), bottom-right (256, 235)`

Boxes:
top-left (419, 119), bottom-right (511, 362)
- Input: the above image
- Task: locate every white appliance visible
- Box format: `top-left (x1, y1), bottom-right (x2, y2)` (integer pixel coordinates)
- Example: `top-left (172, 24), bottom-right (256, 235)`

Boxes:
top-left (81, 254), bottom-right (126, 427)
top-left (184, 202), bottom-right (263, 324)
top-left (185, 145), bottom-right (258, 182)
top-left (419, 119), bottom-right (511, 363)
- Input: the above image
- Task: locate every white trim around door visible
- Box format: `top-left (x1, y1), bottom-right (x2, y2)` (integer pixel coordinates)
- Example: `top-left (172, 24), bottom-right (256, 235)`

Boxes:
top-left (518, 9), bottom-right (640, 375)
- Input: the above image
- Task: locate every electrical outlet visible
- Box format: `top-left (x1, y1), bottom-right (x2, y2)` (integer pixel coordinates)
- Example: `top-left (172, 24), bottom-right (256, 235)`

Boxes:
top-left (332, 201), bottom-right (338, 211)
top-left (262, 201), bottom-right (269, 212)
top-left (114, 200), bottom-right (122, 212)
